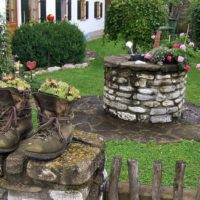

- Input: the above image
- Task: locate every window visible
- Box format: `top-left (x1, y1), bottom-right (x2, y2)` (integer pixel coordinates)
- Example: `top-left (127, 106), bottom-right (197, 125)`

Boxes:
top-left (94, 1), bottom-right (103, 19)
top-left (56, 0), bottom-right (71, 21)
top-left (21, 0), bottom-right (38, 23)
top-left (6, 0), bottom-right (17, 23)
top-left (77, 0), bottom-right (89, 20)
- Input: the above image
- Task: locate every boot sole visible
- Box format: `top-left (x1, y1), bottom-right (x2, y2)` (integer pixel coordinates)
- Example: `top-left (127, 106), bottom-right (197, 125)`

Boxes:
top-left (23, 135), bottom-right (73, 160)
top-left (0, 129), bottom-right (33, 154)
top-left (0, 145), bottom-right (18, 153)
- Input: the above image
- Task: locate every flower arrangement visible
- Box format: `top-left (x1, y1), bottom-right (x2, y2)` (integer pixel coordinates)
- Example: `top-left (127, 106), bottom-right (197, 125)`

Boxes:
top-left (39, 78), bottom-right (80, 102)
top-left (0, 76), bottom-right (31, 91)
top-left (144, 33), bottom-right (196, 72)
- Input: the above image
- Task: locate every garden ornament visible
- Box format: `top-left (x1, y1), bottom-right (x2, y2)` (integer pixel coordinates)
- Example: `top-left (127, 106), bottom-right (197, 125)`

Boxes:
top-left (0, 88), bottom-right (32, 153)
top-left (20, 92), bottom-right (73, 160)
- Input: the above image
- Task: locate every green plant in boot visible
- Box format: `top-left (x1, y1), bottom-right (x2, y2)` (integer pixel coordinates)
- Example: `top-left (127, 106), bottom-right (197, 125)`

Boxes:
top-left (20, 79), bottom-right (80, 160)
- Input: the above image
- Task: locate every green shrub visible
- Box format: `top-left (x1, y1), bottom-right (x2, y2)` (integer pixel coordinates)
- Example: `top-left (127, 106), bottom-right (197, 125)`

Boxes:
top-left (0, 15), bottom-right (14, 76)
top-left (105, 0), bottom-right (168, 51)
top-left (190, 0), bottom-right (200, 49)
top-left (12, 21), bottom-right (86, 68)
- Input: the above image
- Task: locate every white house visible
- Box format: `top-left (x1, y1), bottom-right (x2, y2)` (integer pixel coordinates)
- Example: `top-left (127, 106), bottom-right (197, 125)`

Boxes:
top-left (0, 0), bottom-right (105, 40)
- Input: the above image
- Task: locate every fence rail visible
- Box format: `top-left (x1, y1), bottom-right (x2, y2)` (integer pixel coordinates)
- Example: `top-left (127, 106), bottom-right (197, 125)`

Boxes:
top-left (104, 157), bottom-right (200, 200)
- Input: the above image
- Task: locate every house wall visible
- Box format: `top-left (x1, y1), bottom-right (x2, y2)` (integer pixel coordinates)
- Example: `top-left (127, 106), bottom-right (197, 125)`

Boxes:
top-left (0, 0), bottom-right (105, 39)
top-left (70, 0), bottom-right (105, 39)
top-left (0, 1), bottom-right (6, 19)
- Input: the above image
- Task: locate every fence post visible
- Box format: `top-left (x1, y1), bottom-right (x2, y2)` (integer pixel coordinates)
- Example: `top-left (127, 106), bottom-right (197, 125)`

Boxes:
top-left (108, 157), bottom-right (122, 200)
top-left (127, 160), bottom-right (140, 200)
top-left (173, 161), bottom-right (186, 200)
top-left (152, 161), bottom-right (162, 200)
top-left (196, 180), bottom-right (200, 200)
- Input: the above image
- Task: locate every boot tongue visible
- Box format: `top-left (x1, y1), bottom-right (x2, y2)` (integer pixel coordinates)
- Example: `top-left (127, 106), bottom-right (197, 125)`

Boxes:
top-left (0, 89), bottom-right (15, 107)
top-left (33, 92), bottom-right (59, 116)
top-left (33, 92), bottom-right (73, 119)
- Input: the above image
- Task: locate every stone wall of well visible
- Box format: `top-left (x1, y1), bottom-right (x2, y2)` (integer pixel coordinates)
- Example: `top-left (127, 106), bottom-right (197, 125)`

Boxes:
top-left (104, 55), bottom-right (187, 123)
top-left (0, 131), bottom-right (105, 200)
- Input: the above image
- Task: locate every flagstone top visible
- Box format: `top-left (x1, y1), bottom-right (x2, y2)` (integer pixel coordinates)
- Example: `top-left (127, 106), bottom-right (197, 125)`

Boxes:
top-left (104, 55), bottom-right (179, 72)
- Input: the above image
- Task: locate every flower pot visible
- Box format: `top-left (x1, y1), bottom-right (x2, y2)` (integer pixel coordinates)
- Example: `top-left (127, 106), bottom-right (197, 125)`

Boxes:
top-left (130, 54), bottom-right (144, 61)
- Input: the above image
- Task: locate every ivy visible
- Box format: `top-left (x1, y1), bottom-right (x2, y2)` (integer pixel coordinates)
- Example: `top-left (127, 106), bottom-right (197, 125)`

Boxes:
top-left (0, 15), bottom-right (14, 77)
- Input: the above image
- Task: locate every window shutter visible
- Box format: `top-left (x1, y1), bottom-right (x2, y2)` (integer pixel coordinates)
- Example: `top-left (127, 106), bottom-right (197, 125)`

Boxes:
top-left (77, 0), bottom-right (81, 19)
top-left (40, 0), bottom-right (46, 22)
top-left (21, 0), bottom-right (30, 23)
top-left (100, 2), bottom-right (103, 18)
top-left (68, 0), bottom-right (72, 20)
top-left (80, 0), bottom-right (86, 19)
top-left (94, 2), bottom-right (97, 18)
top-left (86, 1), bottom-right (89, 19)
top-left (56, 0), bottom-right (61, 21)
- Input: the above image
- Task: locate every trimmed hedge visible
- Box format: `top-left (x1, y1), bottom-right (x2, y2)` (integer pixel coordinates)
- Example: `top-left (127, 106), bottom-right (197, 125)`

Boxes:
top-left (12, 21), bottom-right (86, 68)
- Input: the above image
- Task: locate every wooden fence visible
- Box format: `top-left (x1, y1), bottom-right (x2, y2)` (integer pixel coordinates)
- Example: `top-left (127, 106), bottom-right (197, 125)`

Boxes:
top-left (104, 157), bottom-right (200, 200)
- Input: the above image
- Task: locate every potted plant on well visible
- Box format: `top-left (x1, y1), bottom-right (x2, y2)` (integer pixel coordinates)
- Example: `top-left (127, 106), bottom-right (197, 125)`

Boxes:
top-left (143, 32), bottom-right (195, 72)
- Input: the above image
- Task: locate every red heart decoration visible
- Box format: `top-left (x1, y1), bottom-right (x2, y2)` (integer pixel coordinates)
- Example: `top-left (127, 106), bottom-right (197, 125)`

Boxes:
top-left (26, 61), bottom-right (37, 70)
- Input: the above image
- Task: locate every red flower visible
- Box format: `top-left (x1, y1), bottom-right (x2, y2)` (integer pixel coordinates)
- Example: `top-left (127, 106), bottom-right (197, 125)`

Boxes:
top-left (166, 55), bottom-right (173, 63)
top-left (184, 65), bottom-right (190, 72)
top-left (26, 61), bottom-right (37, 70)
top-left (173, 43), bottom-right (180, 48)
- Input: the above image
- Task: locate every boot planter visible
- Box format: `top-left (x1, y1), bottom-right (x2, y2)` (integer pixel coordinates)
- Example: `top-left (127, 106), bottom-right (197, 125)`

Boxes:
top-left (0, 77), bottom-right (32, 153)
top-left (21, 79), bottom-right (80, 160)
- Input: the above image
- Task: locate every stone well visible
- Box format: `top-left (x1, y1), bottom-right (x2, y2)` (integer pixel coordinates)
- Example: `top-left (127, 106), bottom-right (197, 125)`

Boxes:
top-left (104, 55), bottom-right (187, 123)
top-left (0, 130), bottom-right (105, 200)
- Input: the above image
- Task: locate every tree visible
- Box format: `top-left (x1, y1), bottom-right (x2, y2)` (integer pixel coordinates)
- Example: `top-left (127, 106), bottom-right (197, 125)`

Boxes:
top-left (105, 0), bottom-right (168, 51)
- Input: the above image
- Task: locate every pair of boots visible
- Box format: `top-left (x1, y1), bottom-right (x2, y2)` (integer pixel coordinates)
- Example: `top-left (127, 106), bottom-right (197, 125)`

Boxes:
top-left (0, 88), bottom-right (73, 160)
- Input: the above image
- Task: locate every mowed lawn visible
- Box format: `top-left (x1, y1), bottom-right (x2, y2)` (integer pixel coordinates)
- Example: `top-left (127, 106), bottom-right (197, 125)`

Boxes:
top-left (34, 39), bottom-right (200, 188)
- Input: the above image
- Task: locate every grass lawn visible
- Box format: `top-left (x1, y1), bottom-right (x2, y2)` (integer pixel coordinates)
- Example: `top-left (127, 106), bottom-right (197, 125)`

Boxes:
top-left (106, 140), bottom-right (200, 188)
top-left (34, 38), bottom-right (200, 188)
top-left (34, 39), bottom-right (125, 96)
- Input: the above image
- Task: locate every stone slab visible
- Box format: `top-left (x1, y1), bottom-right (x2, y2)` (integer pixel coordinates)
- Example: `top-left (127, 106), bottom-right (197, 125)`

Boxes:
top-left (6, 150), bottom-right (27, 174)
top-left (7, 187), bottom-right (90, 200)
top-left (27, 142), bottom-right (103, 185)
top-left (73, 130), bottom-right (105, 149)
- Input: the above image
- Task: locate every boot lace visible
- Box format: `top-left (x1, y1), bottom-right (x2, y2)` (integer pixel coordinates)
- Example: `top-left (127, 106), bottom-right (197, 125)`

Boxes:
top-left (32, 113), bottom-right (73, 143)
top-left (0, 106), bottom-right (17, 134)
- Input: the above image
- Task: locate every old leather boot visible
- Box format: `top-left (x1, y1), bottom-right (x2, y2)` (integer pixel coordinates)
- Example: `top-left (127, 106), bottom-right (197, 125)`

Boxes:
top-left (20, 92), bottom-right (73, 160)
top-left (0, 88), bottom-right (32, 153)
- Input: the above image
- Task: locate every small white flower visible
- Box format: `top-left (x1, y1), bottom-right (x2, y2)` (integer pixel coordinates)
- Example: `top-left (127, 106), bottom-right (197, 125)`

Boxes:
top-left (180, 44), bottom-right (186, 50)
top-left (125, 41), bottom-right (133, 54)
top-left (189, 42), bottom-right (195, 47)
top-left (179, 33), bottom-right (185, 37)
top-left (151, 35), bottom-right (156, 40)
top-left (126, 41), bottom-right (133, 49)
top-left (196, 64), bottom-right (200, 71)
